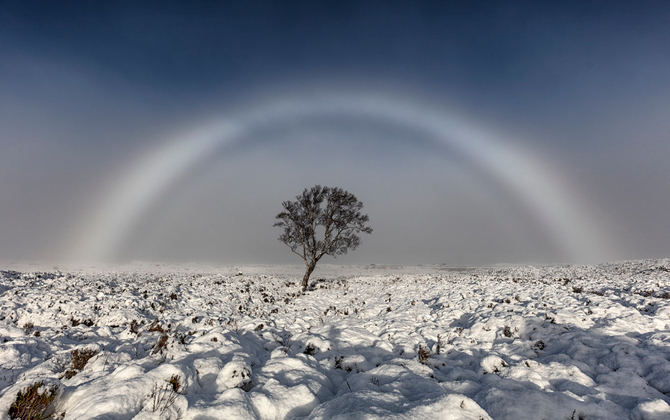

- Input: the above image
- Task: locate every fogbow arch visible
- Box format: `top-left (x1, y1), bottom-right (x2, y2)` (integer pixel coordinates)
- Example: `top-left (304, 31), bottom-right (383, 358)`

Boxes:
top-left (71, 92), bottom-right (608, 263)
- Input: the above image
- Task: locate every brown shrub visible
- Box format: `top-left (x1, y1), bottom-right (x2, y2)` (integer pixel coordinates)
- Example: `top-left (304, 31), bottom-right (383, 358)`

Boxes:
top-left (9, 382), bottom-right (58, 420)
top-left (152, 334), bottom-right (168, 355)
top-left (147, 319), bottom-right (166, 333)
top-left (168, 374), bottom-right (181, 392)
top-left (22, 323), bottom-right (34, 335)
top-left (417, 344), bottom-right (430, 364)
top-left (70, 348), bottom-right (99, 371)
top-left (503, 326), bottom-right (513, 338)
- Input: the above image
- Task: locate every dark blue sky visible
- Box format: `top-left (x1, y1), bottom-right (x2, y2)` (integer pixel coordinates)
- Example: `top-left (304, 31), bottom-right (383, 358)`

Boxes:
top-left (5, 1), bottom-right (668, 102)
top-left (1, 1), bottom-right (667, 154)
top-left (1, 1), bottom-right (669, 265)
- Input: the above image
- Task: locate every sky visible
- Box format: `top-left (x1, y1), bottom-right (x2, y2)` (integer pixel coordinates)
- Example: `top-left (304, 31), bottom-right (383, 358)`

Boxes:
top-left (1, 1), bottom-right (669, 267)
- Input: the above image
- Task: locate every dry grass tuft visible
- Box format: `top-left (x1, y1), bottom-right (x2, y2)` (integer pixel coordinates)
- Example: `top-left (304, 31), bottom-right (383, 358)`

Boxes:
top-left (9, 382), bottom-right (58, 420)
top-left (147, 319), bottom-right (166, 333)
top-left (148, 375), bottom-right (183, 415)
top-left (417, 344), bottom-right (431, 364)
top-left (167, 374), bottom-right (181, 392)
top-left (71, 348), bottom-right (98, 371)
top-left (22, 323), bottom-right (34, 335)
top-left (152, 334), bottom-right (169, 355)
top-left (62, 348), bottom-right (98, 379)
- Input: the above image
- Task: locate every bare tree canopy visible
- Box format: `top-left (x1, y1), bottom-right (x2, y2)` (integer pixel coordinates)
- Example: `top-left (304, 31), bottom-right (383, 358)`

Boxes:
top-left (274, 185), bottom-right (373, 291)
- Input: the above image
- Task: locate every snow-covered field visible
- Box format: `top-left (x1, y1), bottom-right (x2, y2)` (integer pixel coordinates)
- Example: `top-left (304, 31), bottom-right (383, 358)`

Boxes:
top-left (1, 260), bottom-right (670, 419)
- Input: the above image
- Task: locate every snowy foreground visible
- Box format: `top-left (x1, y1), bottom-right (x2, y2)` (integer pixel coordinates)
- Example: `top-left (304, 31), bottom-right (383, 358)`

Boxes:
top-left (2, 260), bottom-right (670, 420)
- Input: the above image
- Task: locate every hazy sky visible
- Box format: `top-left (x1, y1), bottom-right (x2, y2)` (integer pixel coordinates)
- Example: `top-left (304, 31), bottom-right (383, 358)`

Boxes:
top-left (1, 1), bottom-right (669, 266)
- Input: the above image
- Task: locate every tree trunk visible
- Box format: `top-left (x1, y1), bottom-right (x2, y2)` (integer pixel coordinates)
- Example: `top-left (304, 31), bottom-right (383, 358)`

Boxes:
top-left (302, 262), bottom-right (316, 292)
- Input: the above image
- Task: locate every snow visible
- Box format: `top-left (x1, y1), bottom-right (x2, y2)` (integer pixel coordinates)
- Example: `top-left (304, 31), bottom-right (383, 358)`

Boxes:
top-left (1, 260), bottom-right (670, 419)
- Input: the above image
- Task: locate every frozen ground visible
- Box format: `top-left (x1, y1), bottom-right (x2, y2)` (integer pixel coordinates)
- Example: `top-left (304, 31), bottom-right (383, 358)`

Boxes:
top-left (1, 260), bottom-right (670, 419)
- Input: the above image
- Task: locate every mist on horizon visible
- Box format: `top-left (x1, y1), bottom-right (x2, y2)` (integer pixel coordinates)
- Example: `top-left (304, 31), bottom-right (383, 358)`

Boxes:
top-left (1, 1), bottom-right (669, 267)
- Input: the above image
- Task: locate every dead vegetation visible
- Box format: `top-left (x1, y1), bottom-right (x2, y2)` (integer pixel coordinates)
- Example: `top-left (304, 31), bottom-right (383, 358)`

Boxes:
top-left (9, 381), bottom-right (59, 420)
top-left (417, 344), bottom-right (431, 364)
top-left (62, 348), bottom-right (98, 380)
top-left (148, 375), bottom-right (182, 416)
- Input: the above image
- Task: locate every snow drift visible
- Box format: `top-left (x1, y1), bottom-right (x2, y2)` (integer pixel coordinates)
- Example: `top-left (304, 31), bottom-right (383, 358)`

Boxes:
top-left (1, 260), bottom-right (669, 419)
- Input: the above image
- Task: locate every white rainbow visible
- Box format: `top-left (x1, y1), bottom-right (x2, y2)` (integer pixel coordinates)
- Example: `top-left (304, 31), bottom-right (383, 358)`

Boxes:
top-left (71, 92), bottom-right (609, 263)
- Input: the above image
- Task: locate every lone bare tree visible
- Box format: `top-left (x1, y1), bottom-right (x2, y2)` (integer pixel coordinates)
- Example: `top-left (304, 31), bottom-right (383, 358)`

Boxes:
top-left (274, 185), bottom-right (372, 292)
